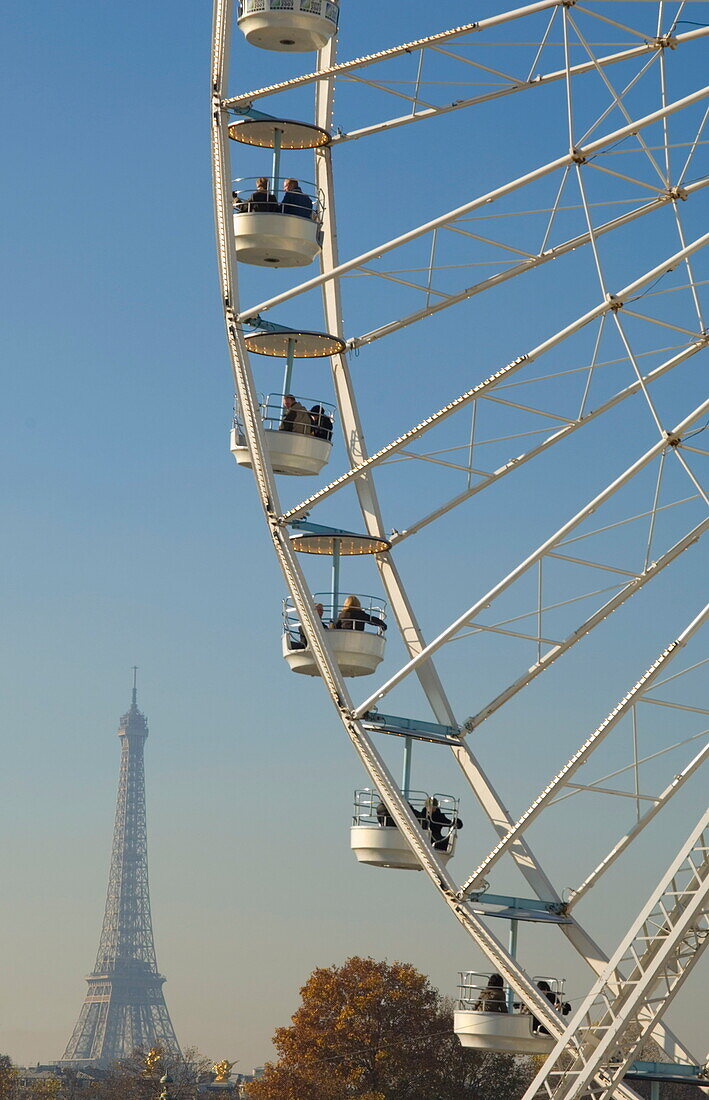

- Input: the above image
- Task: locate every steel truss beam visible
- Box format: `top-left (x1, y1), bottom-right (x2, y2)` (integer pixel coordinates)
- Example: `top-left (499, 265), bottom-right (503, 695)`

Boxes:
top-left (224, 16), bottom-right (709, 140)
top-left (354, 398), bottom-right (709, 719)
top-left (460, 605), bottom-right (708, 895)
top-left (224, 0), bottom-right (569, 109)
top-left (333, 28), bottom-right (709, 147)
top-left (351, 176), bottom-right (708, 350)
top-left (237, 87), bottom-right (709, 323)
top-left (465, 519), bottom-right (708, 730)
top-left (523, 809), bottom-right (709, 1100)
top-left (278, 296), bottom-right (709, 533)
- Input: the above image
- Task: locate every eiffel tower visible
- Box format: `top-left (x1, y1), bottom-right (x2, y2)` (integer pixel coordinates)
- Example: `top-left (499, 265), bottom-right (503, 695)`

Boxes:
top-left (59, 672), bottom-right (181, 1066)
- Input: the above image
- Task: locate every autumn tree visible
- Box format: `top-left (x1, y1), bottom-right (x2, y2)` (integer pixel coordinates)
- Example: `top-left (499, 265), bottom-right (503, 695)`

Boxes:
top-left (246, 956), bottom-right (531, 1100)
top-left (0, 1057), bottom-right (17, 1100)
top-left (72, 1048), bottom-right (210, 1100)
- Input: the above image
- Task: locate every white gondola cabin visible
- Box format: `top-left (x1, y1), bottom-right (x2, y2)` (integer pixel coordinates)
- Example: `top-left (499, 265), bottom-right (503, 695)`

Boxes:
top-left (237, 0), bottom-right (339, 53)
top-left (454, 972), bottom-right (569, 1054)
top-left (282, 529), bottom-right (391, 677)
top-left (231, 411), bottom-right (333, 476)
top-left (282, 592), bottom-right (387, 677)
top-left (350, 789), bottom-right (461, 870)
top-left (230, 120), bottom-right (330, 267)
top-left (231, 327), bottom-right (343, 476)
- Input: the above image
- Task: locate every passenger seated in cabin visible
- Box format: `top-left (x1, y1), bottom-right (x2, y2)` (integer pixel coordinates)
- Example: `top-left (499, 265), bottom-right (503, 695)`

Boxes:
top-left (423, 797), bottom-right (463, 851)
top-left (529, 980), bottom-right (571, 1034)
top-left (376, 801), bottom-right (395, 827)
top-left (294, 602), bottom-right (326, 649)
top-left (281, 179), bottom-right (314, 219)
top-left (236, 177), bottom-right (279, 213)
top-left (335, 595), bottom-right (387, 632)
top-left (280, 394), bottom-right (313, 435)
top-left (473, 974), bottom-right (508, 1014)
top-left (310, 404), bottom-right (334, 441)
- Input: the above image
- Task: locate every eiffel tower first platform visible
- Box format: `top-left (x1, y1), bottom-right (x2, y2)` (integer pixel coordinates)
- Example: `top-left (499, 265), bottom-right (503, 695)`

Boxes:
top-left (59, 674), bottom-right (181, 1067)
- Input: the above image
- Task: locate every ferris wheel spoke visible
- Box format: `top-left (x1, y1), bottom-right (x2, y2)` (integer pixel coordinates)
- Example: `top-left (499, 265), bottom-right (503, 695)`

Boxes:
top-left (224, 0), bottom-right (575, 109)
top-left (460, 605), bottom-right (708, 894)
top-left (353, 401), bottom-right (709, 720)
top-left (349, 180), bottom-right (707, 349)
top-left (279, 300), bottom-right (707, 532)
top-left (464, 517), bottom-right (707, 725)
top-left (285, 348), bottom-right (705, 542)
top-left (224, 22), bottom-right (708, 153)
top-left (551, 729), bottom-right (708, 801)
top-left (570, 743), bottom-right (709, 905)
top-left (236, 88), bottom-right (709, 325)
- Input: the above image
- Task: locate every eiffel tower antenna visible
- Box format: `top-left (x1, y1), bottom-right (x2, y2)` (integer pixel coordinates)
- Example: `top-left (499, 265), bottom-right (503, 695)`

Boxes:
top-left (59, 680), bottom-right (181, 1067)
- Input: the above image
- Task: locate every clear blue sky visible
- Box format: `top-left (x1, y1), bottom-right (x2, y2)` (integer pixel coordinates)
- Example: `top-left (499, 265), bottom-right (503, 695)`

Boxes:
top-left (1, 0), bottom-right (707, 1074)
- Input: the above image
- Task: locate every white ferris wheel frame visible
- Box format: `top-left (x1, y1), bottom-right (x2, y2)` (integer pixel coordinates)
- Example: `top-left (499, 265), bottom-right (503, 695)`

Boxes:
top-left (211, 1), bottom-right (709, 1094)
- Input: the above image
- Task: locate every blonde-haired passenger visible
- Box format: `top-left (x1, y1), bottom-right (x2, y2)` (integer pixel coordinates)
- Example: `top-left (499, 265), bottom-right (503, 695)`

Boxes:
top-left (335, 595), bottom-right (387, 633)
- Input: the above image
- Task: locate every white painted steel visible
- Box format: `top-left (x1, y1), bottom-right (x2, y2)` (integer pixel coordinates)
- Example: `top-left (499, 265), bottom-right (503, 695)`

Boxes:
top-left (230, 425), bottom-right (332, 475)
top-left (454, 1009), bottom-right (555, 1054)
top-left (350, 824), bottom-right (456, 871)
top-left (354, 399), bottom-right (709, 719)
top-left (462, 605), bottom-right (709, 895)
top-left (213, 0), bottom-right (707, 1089)
top-left (523, 810), bottom-right (709, 1100)
top-left (238, 0), bottom-right (338, 53)
top-left (282, 628), bottom-right (386, 677)
top-left (237, 93), bottom-right (709, 322)
top-left (233, 210), bottom-right (321, 267)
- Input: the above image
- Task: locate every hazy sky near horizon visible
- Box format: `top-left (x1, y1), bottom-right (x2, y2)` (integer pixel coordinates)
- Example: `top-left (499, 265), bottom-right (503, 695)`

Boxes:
top-left (2, 0), bottom-right (707, 1075)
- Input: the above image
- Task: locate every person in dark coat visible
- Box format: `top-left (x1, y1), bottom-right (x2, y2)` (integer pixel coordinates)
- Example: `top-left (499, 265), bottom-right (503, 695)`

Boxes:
top-left (281, 178), bottom-right (314, 218)
top-left (424, 797), bottom-right (463, 851)
top-left (376, 801), bottom-right (395, 827)
top-left (530, 980), bottom-right (572, 1033)
top-left (246, 176), bottom-right (279, 212)
top-left (310, 404), bottom-right (333, 441)
top-left (335, 595), bottom-right (387, 632)
top-left (473, 974), bottom-right (508, 1014)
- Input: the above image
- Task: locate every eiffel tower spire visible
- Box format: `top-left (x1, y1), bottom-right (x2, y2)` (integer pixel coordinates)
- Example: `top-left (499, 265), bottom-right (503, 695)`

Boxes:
top-left (59, 676), bottom-right (181, 1066)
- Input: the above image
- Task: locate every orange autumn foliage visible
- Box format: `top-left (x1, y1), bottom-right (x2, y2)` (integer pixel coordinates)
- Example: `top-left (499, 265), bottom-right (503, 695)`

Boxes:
top-left (246, 956), bottom-right (530, 1100)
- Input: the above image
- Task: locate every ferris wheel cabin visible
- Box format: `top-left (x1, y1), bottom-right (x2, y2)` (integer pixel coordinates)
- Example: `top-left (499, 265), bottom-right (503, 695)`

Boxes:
top-left (230, 120), bottom-right (330, 267)
top-left (237, 0), bottom-right (339, 53)
top-left (282, 530), bottom-right (391, 676)
top-left (350, 789), bottom-right (461, 870)
top-left (231, 328), bottom-right (343, 476)
top-left (282, 594), bottom-right (388, 677)
top-left (454, 972), bottom-right (566, 1054)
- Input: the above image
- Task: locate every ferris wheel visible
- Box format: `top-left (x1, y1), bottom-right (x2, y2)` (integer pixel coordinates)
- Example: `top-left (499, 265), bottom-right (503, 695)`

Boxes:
top-left (210, 2), bottom-right (708, 1096)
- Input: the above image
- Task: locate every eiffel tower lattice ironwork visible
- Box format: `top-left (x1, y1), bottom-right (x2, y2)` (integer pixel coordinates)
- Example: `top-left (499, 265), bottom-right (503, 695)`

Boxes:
top-left (60, 674), bottom-right (181, 1066)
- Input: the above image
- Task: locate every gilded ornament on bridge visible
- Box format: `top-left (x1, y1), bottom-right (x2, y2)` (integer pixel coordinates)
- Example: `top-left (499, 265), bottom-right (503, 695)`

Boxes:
top-left (213, 1059), bottom-right (236, 1082)
top-left (145, 1048), bottom-right (163, 1074)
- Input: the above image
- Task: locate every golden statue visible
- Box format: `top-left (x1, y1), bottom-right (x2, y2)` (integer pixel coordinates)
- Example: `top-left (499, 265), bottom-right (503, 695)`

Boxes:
top-left (144, 1048), bottom-right (164, 1074)
top-left (213, 1059), bottom-right (236, 1082)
